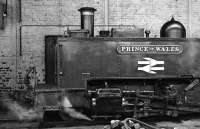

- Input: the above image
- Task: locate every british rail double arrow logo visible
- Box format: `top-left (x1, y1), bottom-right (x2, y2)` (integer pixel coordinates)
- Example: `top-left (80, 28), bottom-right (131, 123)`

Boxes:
top-left (138, 58), bottom-right (164, 74)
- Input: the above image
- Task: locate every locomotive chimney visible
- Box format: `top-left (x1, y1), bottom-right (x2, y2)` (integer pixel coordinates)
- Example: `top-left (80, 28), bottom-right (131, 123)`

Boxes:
top-left (78, 7), bottom-right (96, 37)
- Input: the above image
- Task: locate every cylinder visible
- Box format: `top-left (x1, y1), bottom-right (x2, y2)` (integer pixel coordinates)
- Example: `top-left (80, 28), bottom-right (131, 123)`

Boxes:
top-left (78, 7), bottom-right (96, 37)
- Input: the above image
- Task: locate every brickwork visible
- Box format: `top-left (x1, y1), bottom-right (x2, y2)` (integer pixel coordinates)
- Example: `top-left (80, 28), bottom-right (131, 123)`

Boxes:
top-left (191, 0), bottom-right (200, 37)
top-left (22, 0), bottom-right (105, 25)
top-left (1, 0), bottom-right (200, 88)
top-left (21, 0), bottom-right (191, 37)
top-left (109, 0), bottom-right (189, 37)
top-left (0, 0), bottom-right (18, 89)
top-left (0, 57), bottom-right (15, 88)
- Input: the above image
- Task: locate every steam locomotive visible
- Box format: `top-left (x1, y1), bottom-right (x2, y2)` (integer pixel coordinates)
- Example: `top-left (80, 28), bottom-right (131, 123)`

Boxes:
top-left (2, 7), bottom-right (200, 121)
top-left (36, 7), bottom-right (200, 120)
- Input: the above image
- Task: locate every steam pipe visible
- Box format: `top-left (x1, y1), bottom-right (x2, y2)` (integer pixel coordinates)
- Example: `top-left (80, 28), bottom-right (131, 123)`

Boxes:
top-left (19, 25), bottom-right (22, 56)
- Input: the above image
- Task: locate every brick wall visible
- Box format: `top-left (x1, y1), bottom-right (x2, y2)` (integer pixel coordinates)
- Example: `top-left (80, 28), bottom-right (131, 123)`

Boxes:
top-left (191, 0), bottom-right (200, 37)
top-left (22, 0), bottom-right (105, 25)
top-left (0, 0), bottom-right (18, 89)
top-left (109, 0), bottom-right (189, 37)
top-left (1, 0), bottom-right (200, 88)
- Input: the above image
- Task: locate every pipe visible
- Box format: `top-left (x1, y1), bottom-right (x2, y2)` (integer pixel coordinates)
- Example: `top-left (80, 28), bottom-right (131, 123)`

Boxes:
top-left (19, 0), bottom-right (21, 22)
top-left (19, 25), bottom-right (22, 56)
top-left (104, 0), bottom-right (109, 30)
top-left (19, 0), bottom-right (22, 56)
top-left (20, 24), bottom-right (138, 27)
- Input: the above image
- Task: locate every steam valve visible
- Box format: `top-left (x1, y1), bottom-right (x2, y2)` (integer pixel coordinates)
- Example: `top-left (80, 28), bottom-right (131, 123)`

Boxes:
top-left (145, 30), bottom-right (150, 38)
